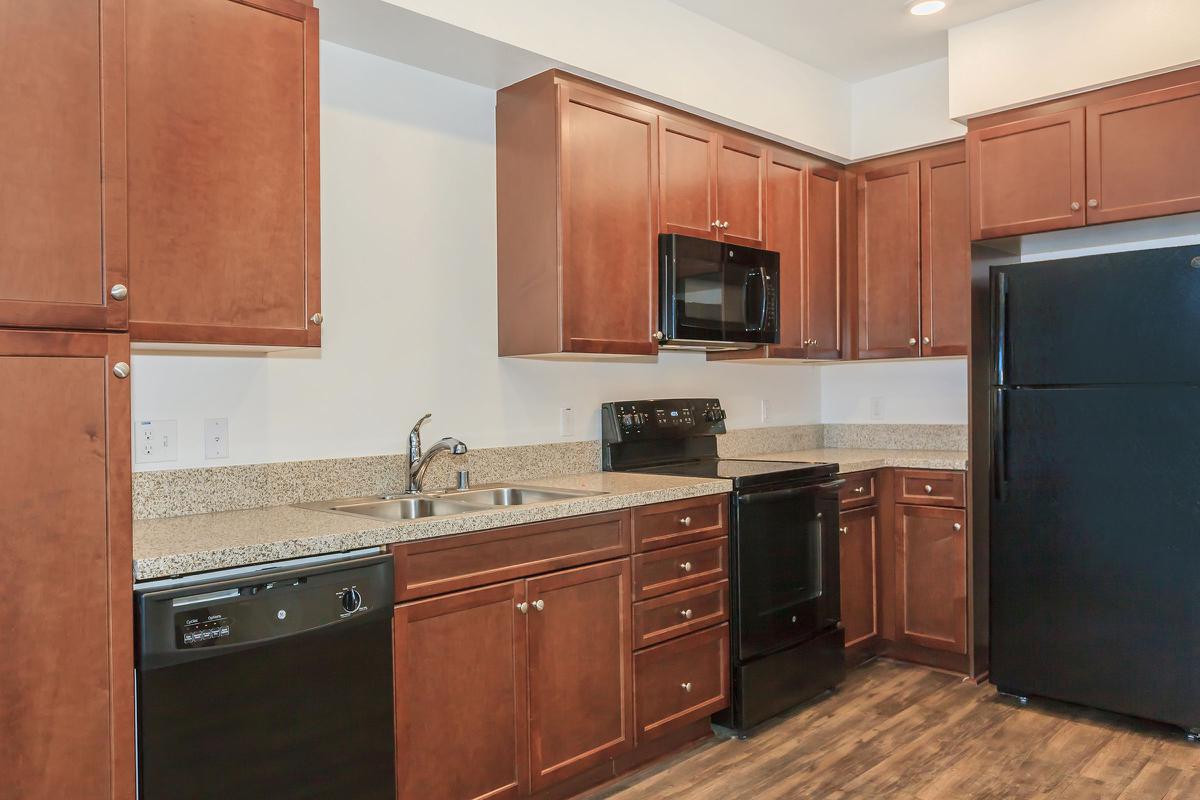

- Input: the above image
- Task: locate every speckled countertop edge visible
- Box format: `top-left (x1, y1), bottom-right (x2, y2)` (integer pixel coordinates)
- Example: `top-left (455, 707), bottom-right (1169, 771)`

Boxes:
top-left (753, 448), bottom-right (969, 473)
top-left (133, 472), bottom-right (732, 581)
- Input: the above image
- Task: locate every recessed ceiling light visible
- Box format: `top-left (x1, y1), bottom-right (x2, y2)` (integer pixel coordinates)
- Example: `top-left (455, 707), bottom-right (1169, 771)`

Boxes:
top-left (908, 0), bottom-right (948, 15)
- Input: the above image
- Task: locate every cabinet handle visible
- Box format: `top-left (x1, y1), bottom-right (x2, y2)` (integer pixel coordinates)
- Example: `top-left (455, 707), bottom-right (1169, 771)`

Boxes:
top-left (679, 608), bottom-right (694, 620)
top-left (309, 312), bottom-right (324, 325)
top-left (109, 283), bottom-right (128, 301)
top-left (1088, 199), bottom-right (1099, 208)
top-left (681, 682), bottom-right (693, 693)
top-left (922, 336), bottom-right (931, 345)
top-left (679, 516), bottom-right (692, 527)
top-left (516, 602), bottom-right (529, 614)
top-left (653, 330), bottom-right (667, 343)
top-left (711, 220), bottom-right (721, 229)
top-left (721, 221), bottom-right (730, 229)
top-left (1071, 201), bottom-right (1081, 211)
top-left (112, 362), bottom-right (130, 379)
top-left (839, 526), bottom-right (849, 535)
top-left (924, 484), bottom-right (934, 494)
top-left (953, 522), bottom-right (962, 531)
top-left (908, 337), bottom-right (918, 346)
top-left (532, 599), bottom-right (545, 612)
top-left (853, 486), bottom-right (866, 494)
top-left (679, 561), bottom-right (693, 573)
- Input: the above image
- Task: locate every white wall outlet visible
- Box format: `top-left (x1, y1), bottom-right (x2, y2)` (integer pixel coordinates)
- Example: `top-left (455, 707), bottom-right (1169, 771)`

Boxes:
top-left (204, 418), bottom-right (229, 459)
top-left (760, 399), bottom-right (771, 423)
top-left (559, 407), bottom-right (574, 438)
top-left (135, 419), bottom-right (178, 464)
top-left (869, 396), bottom-right (886, 420)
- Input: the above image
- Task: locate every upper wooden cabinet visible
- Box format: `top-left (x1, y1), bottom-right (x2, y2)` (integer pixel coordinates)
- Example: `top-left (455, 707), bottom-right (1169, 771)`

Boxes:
top-left (0, 330), bottom-right (134, 799)
top-left (1086, 80), bottom-right (1200, 225)
top-left (498, 74), bottom-right (659, 356)
top-left (921, 153), bottom-right (970, 357)
top-left (715, 134), bottom-right (767, 247)
top-left (0, 0), bottom-right (128, 332)
top-left (125, 0), bottom-right (321, 347)
top-left (805, 167), bottom-right (846, 359)
top-left (857, 162), bottom-right (921, 359)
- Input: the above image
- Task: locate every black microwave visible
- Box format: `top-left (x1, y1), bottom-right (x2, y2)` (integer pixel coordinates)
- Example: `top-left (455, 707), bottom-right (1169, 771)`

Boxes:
top-left (658, 234), bottom-right (780, 350)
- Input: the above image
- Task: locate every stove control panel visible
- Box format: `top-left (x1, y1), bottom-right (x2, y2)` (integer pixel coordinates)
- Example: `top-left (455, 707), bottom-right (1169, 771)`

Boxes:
top-left (602, 398), bottom-right (726, 443)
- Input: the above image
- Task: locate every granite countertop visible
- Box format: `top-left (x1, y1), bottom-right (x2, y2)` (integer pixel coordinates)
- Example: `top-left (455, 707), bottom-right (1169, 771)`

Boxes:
top-left (755, 448), bottom-right (969, 473)
top-left (132, 471), bottom-right (732, 581)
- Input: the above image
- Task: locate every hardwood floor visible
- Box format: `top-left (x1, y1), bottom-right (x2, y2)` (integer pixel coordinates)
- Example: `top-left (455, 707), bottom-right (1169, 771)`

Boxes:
top-left (585, 659), bottom-right (1200, 799)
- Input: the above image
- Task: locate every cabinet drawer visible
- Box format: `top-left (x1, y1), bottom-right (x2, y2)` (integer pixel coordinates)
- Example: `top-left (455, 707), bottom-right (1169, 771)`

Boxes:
top-left (634, 624), bottom-right (729, 743)
top-left (839, 471), bottom-right (878, 510)
top-left (632, 495), bottom-right (727, 552)
top-left (632, 538), bottom-right (728, 601)
top-left (632, 580), bottom-right (729, 649)
top-left (393, 510), bottom-right (631, 601)
top-left (895, 469), bottom-right (965, 508)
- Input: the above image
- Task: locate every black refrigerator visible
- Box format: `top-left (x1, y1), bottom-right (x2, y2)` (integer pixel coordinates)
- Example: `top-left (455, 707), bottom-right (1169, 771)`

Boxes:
top-left (989, 243), bottom-right (1200, 736)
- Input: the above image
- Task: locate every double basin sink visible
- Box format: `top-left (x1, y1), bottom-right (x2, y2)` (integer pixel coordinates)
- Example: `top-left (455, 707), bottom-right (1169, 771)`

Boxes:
top-left (298, 485), bottom-right (606, 522)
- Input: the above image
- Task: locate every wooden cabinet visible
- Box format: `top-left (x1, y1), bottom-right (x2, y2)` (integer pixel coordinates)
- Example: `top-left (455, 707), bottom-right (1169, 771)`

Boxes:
top-left (527, 560), bottom-right (633, 791)
top-left (715, 134), bottom-right (766, 247)
top-left (805, 167), bottom-right (846, 359)
top-left (921, 153), bottom-right (970, 356)
top-left (498, 74), bottom-right (659, 356)
top-left (0, 0), bottom-right (128, 332)
top-left (0, 330), bottom-right (133, 799)
top-left (894, 505), bottom-right (968, 655)
top-left (857, 162), bottom-right (921, 359)
top-left (632, 494), bottom-right (726, 551)
top-left (659, 116), bottom-right (718, 240)
top-left (125, 0), bottom-right (320, 347)
top-left (839, 505), bottom-right (881, 649)
top-left (968, 109), bottom-right (1085, 240)
top-left (394, 582), bottom-right (529, 800)
top-left (633, 623), bottom-right (729, 742)
top-left (1086, 80), bottom-right (1200, 225)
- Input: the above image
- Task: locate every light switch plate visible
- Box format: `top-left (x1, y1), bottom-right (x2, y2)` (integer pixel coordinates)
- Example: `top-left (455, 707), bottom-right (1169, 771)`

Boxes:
top-left (205, 418), bottom-right (229, 459)
top-left (760, 399), bottom-right (771, 423)
top-left (135, 419), bottom-right (178, 464)
top-left (559, 407), bottom-right (574, 438)
top-left (870, 397), bottom-right (885, 420)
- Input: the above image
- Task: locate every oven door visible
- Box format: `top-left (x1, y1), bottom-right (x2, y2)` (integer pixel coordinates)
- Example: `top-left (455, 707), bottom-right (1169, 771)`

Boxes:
top-left (732, 480), bottom-right (843, 661)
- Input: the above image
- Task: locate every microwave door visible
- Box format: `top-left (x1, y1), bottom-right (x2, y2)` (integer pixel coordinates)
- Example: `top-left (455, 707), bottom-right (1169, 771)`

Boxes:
top-left (672, 244), bottom-right (725, 341)
top-left (722, 263), bottom-right (768, 341)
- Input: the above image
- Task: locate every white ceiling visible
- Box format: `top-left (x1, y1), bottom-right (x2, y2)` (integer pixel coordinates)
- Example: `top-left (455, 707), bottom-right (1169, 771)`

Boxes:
top-left (668, 0), bottom-right (1039, 82)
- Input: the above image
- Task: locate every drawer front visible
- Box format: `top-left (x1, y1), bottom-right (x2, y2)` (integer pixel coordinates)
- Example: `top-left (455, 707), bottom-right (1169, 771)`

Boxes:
top-left (632, 579), bottom-right (729, 649)
top-left (634, 624), bottom-right (729, 743)
top-left (632, 538), bottom-right (728, 601)
top-left (394, 510), bottom-right (631, 601)
top-left (839, 471), bottom-right (878, 510)
top-left (632, 495), bottom-right (727, 552)
top-left (895, 469), bottom-right (966, 508)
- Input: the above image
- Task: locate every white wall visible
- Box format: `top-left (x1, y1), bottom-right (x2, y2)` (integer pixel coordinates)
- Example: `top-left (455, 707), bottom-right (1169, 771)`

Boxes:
top-left (948, 0), bottom-right (1200, 119)
top-left (820, 359), bottom-right (968, 425)
top-left (131, 43), bottom-right (825, 471)
top-left (851, 58), bottom-right (965, 160)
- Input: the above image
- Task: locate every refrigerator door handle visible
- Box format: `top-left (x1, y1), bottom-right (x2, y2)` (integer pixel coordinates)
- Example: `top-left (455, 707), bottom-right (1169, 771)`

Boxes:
top-left (993, 271), bottom-right (1009, 386)
top-left (992, 388), bottom-right (1008, 500)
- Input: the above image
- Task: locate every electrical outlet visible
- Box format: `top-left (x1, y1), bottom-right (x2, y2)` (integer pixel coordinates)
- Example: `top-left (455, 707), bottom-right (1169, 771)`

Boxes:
top-left (869, 397), bottom-right (885, 420)
top-left (559, 407), bottom-right (574, 438)
top-left (760, 399), bottom-right (771, 423)
top-left (205, 418), bottom-right (229, 459)
top-left (135, 419), bottom-right (178, 464)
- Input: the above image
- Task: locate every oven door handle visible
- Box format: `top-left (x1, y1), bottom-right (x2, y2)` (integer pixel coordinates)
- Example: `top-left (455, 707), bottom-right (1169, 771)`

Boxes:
top-left (737, 479), bottom-right (845, 505)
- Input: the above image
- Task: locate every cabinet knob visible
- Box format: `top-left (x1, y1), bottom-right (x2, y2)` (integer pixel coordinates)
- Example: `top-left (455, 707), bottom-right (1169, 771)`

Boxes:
top-left (721, 221), bottom-right (730, 229)
top-left (112, 362), bottom-right (130, 380)
top-left (1088, 199), bottom-right (1099, 208)
top-left (309, 312), bottom-right (324, 325)
top-left (1071, 201), bottom-right (1081, 211)
top-left (516, 602), bottom-right (529, 614)
top-left (679, 561), bottom-right (693, 573)
top-left (908, 337), bottom-right (918, 346)
top-left (953, 522), bottom-right (962, 531)
top-left (681, 682), bottom-right (693, 693)
top-left (839, 526), bottom-right (849, 535)
top-left (922, 336), bottom-right (931, 345)
top-left (853, 486), bottom-right (866, 494)
top-left (532, 599), bottom-right (545, 612)
top-left (711, 220), bottom-right (721, 229)
top-left (109, 283), bottom-right (128, 301)
top-left (653, 330), bottom-right (666, 343)
top-left (679, 608), bottom-right (694, 620)
top-left (679, 516), bottom-right (692, 527)
top-left (924, 484), bottom-right (934, 494)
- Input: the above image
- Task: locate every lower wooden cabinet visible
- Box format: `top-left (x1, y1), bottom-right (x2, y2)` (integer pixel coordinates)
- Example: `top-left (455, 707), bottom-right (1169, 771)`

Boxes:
top-left (633, 623), bottom-right (729, 742)
top-left (0, 330), bottom-right (134, 799)
top-left (894, 505), bottom-right (968, 655)
top-left (838, 505), bottom-right (881, 648)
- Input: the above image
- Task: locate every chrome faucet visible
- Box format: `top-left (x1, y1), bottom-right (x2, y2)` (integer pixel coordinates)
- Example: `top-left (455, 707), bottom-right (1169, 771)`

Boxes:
top-left (405, 413), bottom-right (468, 493)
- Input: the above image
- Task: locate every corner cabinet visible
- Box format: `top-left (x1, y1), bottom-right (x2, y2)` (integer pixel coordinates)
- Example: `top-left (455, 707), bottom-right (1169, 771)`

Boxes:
top-left (125, 0), bottom-right (321, 347)
top-left (498, 74), bottom-right (660, 357)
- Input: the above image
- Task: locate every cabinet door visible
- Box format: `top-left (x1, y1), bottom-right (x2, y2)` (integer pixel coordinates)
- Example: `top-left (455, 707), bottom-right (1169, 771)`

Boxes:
top-left (803, 168), bottom-right (844, 359)
top-left (839, 506), bottom-right (880, 649)
top-left (395, 582), bottom-right (528, 800)
top-left (0, 330), bottom-right (133, 799)
top-left (764, 152), bottom-right (807, 353)
top-left (968, 109), bottom-right (1085, 240)
top-left (716, 134), bottom-right (766, 247)
top-left (561, 87), bottom-right (659, 355)
top-left (894, 505), bottom-right (967, 655)
top-left (857, 162), bottom-right (920, 359)
top-left (1086, 80), bottom-right (1200, 225)
top-left (126, 0), bottom-right (320, 347)
top-left (0, 0), bottom-right (127, 331)
top-left (659, 116), bottom-right (719, 240)
top-left (920, 152), bottom-right (970, 357)
top-left (527, 560), bottom-right (633, 792)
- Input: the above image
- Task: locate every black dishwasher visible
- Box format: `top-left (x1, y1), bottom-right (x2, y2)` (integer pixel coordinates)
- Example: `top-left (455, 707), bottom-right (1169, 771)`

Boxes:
top-left (135, 551), bottom-right (395, 800)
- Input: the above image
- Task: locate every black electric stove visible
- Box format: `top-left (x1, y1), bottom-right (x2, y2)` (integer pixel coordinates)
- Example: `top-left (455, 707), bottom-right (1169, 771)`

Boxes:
top-left (602, 398), bottom-right (846, 735)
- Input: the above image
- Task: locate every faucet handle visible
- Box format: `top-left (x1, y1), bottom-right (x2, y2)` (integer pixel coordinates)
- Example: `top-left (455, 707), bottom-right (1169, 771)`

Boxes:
top-left (411, 413), bottom-right (432, 432)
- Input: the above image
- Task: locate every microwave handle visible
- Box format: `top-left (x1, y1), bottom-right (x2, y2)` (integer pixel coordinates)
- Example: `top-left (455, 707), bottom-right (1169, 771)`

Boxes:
top-left (741, 270), bottom-right (768, 333)
top-left (756, 269), bottom-right (768, 333)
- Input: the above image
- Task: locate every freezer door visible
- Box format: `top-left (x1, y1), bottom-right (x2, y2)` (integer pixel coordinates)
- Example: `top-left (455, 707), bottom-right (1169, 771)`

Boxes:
top-left (990, 385), bottom-right (1200, 729)
top-left (992, 244), bottom-right (1200, 386)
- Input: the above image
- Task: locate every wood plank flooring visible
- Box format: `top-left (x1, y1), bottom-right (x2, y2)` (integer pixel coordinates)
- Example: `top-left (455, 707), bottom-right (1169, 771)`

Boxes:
top-left (585, 659), bottom-right (1200, 800)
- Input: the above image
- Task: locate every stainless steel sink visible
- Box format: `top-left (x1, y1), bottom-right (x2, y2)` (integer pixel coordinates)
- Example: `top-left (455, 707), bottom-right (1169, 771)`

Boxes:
top-left (296, 484), bottom-right (606, 522)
